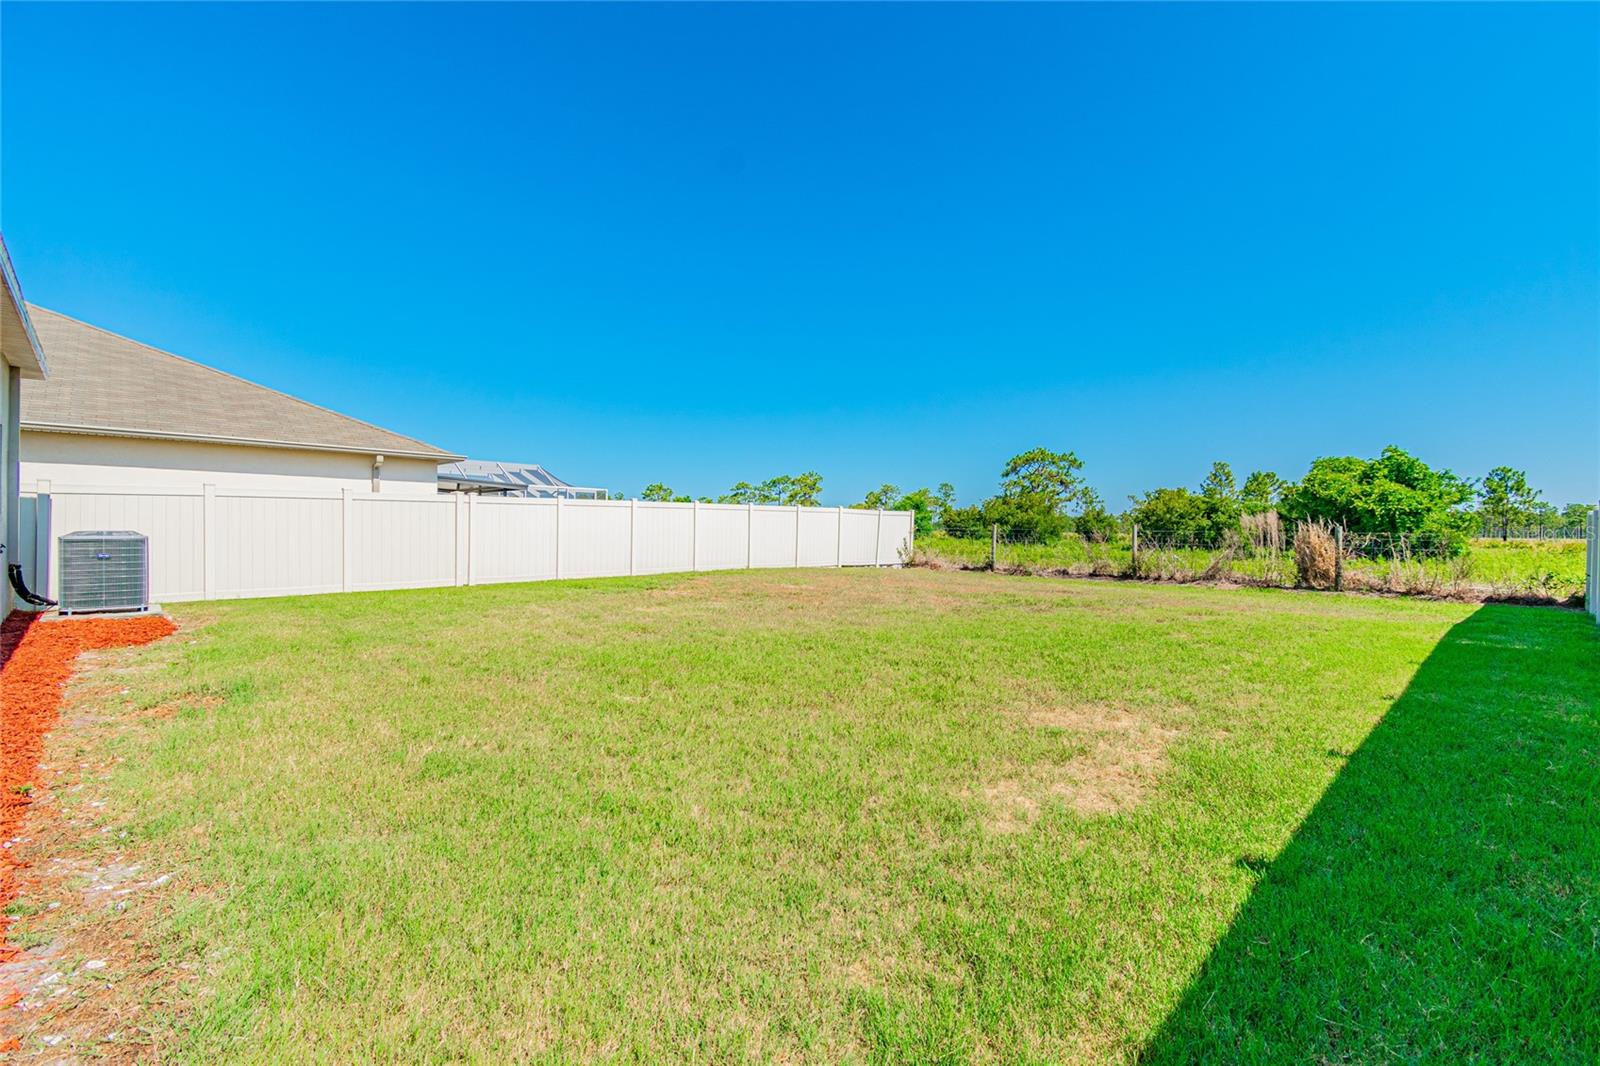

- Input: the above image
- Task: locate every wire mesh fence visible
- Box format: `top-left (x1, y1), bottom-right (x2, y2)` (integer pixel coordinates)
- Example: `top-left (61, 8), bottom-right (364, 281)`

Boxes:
top-left (1474, 522), bottom-right (1590, 541)
top-left (913, 520), bottom-right (1588, 605)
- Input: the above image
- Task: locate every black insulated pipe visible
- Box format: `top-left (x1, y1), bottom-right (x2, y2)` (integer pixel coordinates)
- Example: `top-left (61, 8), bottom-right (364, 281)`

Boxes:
top-left (8, 563), bottom-right (57, 608)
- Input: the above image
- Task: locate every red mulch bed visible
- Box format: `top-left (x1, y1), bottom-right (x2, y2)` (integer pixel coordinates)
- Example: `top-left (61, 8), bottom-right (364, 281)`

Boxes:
top-left (0, 611), bottom-right (177, 963)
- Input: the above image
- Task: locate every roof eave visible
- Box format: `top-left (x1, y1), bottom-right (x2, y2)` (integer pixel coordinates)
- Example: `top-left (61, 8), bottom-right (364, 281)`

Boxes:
top-left (0, 234), bottom-right (48, 379)
top-left (22, 421), bottom-right (464, 462)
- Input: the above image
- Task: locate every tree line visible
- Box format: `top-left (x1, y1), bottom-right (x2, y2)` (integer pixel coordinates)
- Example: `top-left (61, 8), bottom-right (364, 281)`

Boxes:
top-left (921, 447), bottom-right (1591, 551)
top-left (631, 447), bottom-right (1591, 551)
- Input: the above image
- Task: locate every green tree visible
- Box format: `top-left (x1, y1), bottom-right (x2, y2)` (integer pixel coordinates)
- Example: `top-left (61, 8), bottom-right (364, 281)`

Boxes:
top-left (718, 481), bottom-right (766, 505)
top-left (781, 471), bottom-right (824, 507)
top-left (1561, 502), bottom-right (1594, 531)
top-left (1241, 470), bottom-right (1284, 514)
top-left (892, 488), bottom-right (940, 536)
top-left (981, 492), bottom-right (1068, 542)
top-left (1200, 461), bottom-right (1237, 502)
top-left (1129, 487), bottom-right (1229, 544)
top-left (641, 483), bottom-right (679, 502)
top-left (940, 504), bottom-right (987, 538)
top-left (981, 446), bottom-right (1100, 541)
top-left (856, 483), bottom-right (900, 510)
top-left (716, 472), bottom-right (824, 506)
top-left (1072, 488), bottom-right (1120, 542)
top-left (999, 447), bottom-right (1089, 512)
top-left (1280, 446), bottom-right (1475, 552)
top-left (1527, 501), bottom-right (1559, 530)
top-left (1477, 467), bottom-right (1539, 540)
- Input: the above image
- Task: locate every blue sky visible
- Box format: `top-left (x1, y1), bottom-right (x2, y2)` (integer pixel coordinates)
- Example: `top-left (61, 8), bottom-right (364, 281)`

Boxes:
top-left (3, 3), bottom-right (1596, 506)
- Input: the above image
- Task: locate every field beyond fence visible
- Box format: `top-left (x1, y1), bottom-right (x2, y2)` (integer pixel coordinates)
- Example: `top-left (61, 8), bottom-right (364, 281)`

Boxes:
top-left (915, 526), bottom-right (1588, 605)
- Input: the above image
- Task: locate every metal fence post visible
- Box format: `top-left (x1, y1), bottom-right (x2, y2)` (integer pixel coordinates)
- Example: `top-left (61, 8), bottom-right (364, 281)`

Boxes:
top-left (1334, 524), bottom-right (1345, 592)
top-left (990, 523), bottom-right (999, 571)
top-left (1131, 522), bottom-right (1139, 574)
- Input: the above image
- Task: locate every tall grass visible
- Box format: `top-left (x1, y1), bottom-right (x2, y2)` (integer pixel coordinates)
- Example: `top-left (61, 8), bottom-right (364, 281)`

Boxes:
top-left (912, 529), bottom-right (1587, 604)
top-left (1293, 521), bottom-right (1338, 590)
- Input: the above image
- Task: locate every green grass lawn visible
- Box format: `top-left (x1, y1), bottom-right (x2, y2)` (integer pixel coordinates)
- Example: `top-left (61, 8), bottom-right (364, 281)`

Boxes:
top-left (18, 569), bottom-right (1599, 1063)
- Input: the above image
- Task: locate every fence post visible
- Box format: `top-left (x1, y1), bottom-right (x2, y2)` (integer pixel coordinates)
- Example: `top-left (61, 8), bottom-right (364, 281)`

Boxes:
top-left (1588, 505), bottom-right (1598, 620)
top-left (629, 498), bottom-right (638, 576)
top-left (875, 508), bottom-right (884, 567)
top-left (466, 493), bottom-right (477, 586)
top-left (202, 483), bottom-right (217, 600)
top-left (1334, 524), bottom-right (1345, 592)
top-left (555, 496), bottom-right (564, 580)
top-left (794, 505), bottom-right (802, 568)
top-left (835, 506), bottom-right (843, 567)
top-left (1131, 522), bottom-right (1139, 574)
top-left (34, 478), bottom-right (51, 601)
top-left (990, 523), bottom-right (999, 571)
top-left (454, 492), bottom-right (467, 587)
top-left (340, 488), bottom-right (354, 593)
top-left (747, 502), bottom-right (754, 568)
top-left (692, 500), bottom-right (700, 572)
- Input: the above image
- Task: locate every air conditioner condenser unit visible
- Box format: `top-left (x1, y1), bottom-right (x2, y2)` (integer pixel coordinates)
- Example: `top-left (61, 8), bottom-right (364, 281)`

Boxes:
top-left (57, 530), bottom-right (150, 615)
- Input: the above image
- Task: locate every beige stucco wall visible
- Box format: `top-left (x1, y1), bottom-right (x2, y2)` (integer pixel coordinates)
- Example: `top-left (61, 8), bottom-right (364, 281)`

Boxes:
top-left (21, 430), bottom-right (441, 496)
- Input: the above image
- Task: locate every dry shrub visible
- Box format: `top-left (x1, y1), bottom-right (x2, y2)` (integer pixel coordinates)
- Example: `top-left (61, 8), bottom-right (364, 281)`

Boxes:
top-left (1200, 542), bottom-right (1237, 582)
top-left (1294, 520), bottom-right (1339, 589)
top-left (1241, 511), bottom-right (1284, 554)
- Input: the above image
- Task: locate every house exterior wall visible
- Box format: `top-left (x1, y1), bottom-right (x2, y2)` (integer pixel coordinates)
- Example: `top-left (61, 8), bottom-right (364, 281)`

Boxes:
top-left (20, 431), bottom-right (440, 496)
top-left (1, 365), bottom-right (16, 616)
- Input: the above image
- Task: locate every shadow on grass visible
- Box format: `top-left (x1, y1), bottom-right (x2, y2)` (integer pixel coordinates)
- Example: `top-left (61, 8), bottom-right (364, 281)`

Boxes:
top-left (1142, 605), bottom-right (1600, 1063)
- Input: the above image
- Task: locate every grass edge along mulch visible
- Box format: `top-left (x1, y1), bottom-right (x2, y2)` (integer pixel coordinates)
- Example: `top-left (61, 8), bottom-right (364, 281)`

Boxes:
top-left (0, 612), bottom-right (177, 967)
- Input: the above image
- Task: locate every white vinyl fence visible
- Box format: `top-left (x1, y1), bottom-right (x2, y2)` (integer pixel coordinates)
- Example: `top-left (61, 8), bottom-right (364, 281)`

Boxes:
top-left (17, 481), bottom-right (915, 605)
top-left (1588, 506), bottom-right (1598, 622)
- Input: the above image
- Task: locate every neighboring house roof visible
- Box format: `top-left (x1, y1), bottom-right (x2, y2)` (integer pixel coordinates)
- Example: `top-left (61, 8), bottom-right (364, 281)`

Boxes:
top-left (0, 235), bottom-right (47, 379)
top-left (439, 460), bottom-right (606, 498)
top-left (21, 305), bottom-right (460, 461)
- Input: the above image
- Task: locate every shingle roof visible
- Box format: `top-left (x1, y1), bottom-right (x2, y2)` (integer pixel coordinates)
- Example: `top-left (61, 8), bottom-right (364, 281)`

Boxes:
top-left (20, 305), bottom-right (459, 461)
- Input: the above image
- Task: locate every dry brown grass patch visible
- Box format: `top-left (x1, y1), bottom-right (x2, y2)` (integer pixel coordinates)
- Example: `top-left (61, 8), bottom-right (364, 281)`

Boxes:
top-left (978, 702), bottom-right (1182, 832)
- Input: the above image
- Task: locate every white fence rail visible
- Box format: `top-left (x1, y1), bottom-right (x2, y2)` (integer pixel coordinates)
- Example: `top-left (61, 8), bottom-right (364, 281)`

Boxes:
top-left (17, 481), bottom-right (915, 604)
